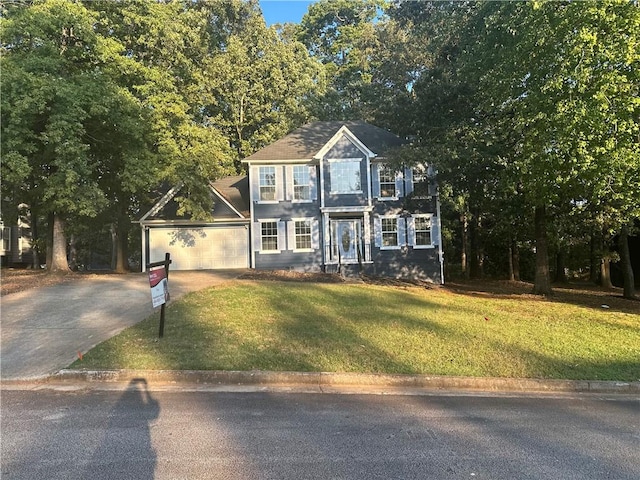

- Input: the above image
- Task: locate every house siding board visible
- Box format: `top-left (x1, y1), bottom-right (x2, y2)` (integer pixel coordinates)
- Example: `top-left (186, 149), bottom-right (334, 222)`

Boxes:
top-left (255, 250), bottom-right (323, 271)
top-left (367, 248), bottom-right (441, 282)
top-left (209, 200), bottom-right (238, 219)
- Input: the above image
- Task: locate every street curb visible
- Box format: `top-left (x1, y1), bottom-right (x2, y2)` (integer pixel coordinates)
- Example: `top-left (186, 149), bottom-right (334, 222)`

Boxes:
top-left (4, 369), bottom-right (638, 395)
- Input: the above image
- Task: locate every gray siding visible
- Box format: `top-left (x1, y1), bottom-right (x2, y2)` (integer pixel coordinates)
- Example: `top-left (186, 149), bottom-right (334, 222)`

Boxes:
top-left (255, 249), bottom-right (323, 271)
top-left (211, 198), bottom-right (240, 219)
top-left (366, 248), bottom-right (441, 282)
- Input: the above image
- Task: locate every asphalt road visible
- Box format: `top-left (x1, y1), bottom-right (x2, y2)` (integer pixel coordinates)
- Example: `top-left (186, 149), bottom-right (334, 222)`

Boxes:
top-left (2, 387), bottom-right (638, 480)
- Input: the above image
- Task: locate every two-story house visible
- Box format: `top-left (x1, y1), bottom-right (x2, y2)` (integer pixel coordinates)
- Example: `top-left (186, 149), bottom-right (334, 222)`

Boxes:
top-left (140, 121), bottom-right (443, 283)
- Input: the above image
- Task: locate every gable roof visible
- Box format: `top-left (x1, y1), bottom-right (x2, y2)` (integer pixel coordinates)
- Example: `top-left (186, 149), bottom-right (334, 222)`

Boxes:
top-left (139, 175), bottom-right (249, 222)
top-left (210, 175), bottom-right (250, 217)
top-left (243, 121), bottom-right (407, 162)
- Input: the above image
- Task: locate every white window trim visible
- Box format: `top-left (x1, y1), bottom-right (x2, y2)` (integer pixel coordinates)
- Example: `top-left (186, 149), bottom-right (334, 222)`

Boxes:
top-left (328, 157), bottom-right (363, 195)
top-left (409, 214), bottom-right (435, 249)
top-left (289, 165), bottom-right (315, 203)
top-left (376, 164), bottom-right (404, 201)
top-left (288, 217), bottom-right (318, 252)
top-left (378, 215), bottom-right (403, 250)
top-left (256, 218), bottom-right (285, 254)
top-left (257, 166), bottom-right (283, 204)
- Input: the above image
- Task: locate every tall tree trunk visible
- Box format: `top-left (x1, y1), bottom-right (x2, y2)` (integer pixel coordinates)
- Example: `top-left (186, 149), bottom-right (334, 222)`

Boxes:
top-left (110, 223), bottom-right (117, 270)
top-left (512, 241), bottom-right (520, 281)
top-left (533, 205), bottom-right (552, 295)
top-left (461, 212), bottom-right (468, 279)
top-left (68, 234), bottom-right (78, 271)
top-left (114, 213), bottom-right (130, 273)
top-left (555, 249), bottom-right (568, 283)
top-left (600, 231), bottom-right (613, 289)
top-left (589, 231), bottom-right (599, 284)
top-left (49, 213), bottom-right (69, 272)
top-left (508, 240), bottom-right (515, 281)
top-left (469, 211), bottom-right (484, 279)
top-left (46, 212), bottom-right (53, 269)
top-left (618, 225), bottom-right (636, 299)
top-left (31, 208), bottom-right (40, 269)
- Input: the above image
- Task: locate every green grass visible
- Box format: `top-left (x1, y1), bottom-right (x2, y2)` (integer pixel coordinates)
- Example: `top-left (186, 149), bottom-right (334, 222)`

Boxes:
top-left (71, 280), bottom-right (640, 381)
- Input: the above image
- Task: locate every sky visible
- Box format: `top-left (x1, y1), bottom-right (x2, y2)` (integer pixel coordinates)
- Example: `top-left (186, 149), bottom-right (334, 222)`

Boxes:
top-left (259, 0), bottom-right (317, 26)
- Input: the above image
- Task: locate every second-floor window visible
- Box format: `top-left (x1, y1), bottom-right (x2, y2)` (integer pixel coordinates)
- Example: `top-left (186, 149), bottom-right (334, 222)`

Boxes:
top-left (259, 166), bottom-right (276, 201)
top-left (293, 166), bottom-right (310, 200)
top-left (329, 159), bottom-right (361, 194)
top-left (379, 166), bottom-right (397, 198)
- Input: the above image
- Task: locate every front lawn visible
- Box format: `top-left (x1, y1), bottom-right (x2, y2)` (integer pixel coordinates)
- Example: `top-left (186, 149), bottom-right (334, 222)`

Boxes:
top-left (71, 280), bottom-right (640, 381)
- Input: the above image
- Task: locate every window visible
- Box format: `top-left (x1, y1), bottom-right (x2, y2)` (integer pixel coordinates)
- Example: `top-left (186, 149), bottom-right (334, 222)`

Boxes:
top-left (294, 220), bottom-right (312, 250)
top-left (329, 160), bottom-right (361, 193)
top-left (293, 166), bottom-right (310, 200)
top-left (259, 166), bottom-right (276, 201)
top-left (414, 216), bottom-right (432, 246)
top-left (379, 165), bottom-right (397, 198)
top-left (381, 217), bottom-right (398, 247)
top-left (261, 221), bottom-right (278, 251)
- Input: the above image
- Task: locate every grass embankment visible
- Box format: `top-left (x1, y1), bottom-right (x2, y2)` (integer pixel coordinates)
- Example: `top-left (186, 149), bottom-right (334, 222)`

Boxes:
top-left (72, 280), bottom-right (640, 381)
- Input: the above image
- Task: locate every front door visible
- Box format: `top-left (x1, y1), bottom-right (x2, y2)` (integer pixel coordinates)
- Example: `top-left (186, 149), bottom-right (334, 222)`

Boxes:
top-left (332, 220), bottom-right (359, 262)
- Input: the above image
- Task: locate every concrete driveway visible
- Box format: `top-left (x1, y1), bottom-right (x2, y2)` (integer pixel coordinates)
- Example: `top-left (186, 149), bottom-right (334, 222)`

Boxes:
top-left (0, 270), bottom-right (244, 380)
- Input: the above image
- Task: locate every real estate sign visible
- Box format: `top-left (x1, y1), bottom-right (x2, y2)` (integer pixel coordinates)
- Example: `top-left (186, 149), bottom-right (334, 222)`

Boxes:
top-left (148, 266), bottom-right (170, 308)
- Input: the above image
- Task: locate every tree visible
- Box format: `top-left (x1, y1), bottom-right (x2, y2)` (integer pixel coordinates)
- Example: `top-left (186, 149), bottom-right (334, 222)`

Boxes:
top-left (297, 0), bottom-right (383, 120)
top-left (404, 0), bottom-right (639, 294)
top-left (201, 0), bottom-right (324, 163)
top-left (1, 0), bottom-right (117, 271)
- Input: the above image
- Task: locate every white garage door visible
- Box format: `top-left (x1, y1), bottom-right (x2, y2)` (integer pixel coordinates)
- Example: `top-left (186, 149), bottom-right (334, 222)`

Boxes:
top-left (149, 226), bottom-right (249, 270)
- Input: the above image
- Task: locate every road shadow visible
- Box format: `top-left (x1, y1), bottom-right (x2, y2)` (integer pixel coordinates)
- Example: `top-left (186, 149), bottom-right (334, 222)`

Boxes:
top-left (85, 378), bottom-right (159, 480)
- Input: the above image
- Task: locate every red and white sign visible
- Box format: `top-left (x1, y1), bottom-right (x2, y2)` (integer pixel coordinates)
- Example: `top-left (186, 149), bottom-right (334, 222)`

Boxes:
top-left (148, 267), bottom-right (170, 308)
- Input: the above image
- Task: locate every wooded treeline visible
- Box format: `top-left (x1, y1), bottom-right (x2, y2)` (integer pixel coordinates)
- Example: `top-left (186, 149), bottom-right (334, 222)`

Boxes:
top-left (1, 0), bottom-right (638, 297)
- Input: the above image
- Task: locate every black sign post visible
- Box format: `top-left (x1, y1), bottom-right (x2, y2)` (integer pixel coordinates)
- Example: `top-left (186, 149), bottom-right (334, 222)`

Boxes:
top-left (147, 253), bottom-right (172, 338)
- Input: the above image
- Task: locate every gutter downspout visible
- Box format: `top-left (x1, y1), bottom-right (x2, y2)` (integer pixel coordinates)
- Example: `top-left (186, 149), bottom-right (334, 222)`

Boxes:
top-left (436, 193), bottom-right (444, 285)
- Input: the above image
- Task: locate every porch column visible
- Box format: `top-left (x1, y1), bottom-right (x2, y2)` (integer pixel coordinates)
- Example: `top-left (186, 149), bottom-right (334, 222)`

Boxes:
top-left (363, 212), bottom-right (371, 262)
top-left (323, 212), bottom-right (331, 265)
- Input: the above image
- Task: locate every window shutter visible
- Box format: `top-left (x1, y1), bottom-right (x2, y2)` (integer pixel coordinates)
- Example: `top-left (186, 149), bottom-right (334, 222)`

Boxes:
top-left (287, 220), bottom-right (296, 250)
top-left (309, 166), bottom-right (318, 201)
top-left (277, 221), bottom-right (286, 251)
top-left (251, 166), bottom-right (260, 202)
top-left (395, 171), bottom-right (404, 198)
top-left (285, 166), bottom-right (293, 201)
top-left (371, 164), bottom-right (380, 198)
top-left (431, 216), bottom-right (439, 246)
top-left (398, 217), bottom-right (407, 246)
top-left (373, 217), bottom-right (382, 247)
top-left (276, 167), bottom-right (284, 201)
top-left (428, 181), bottom-right (437, 197)
top-left (407, 217), bottom-right (416, 246)
top-left (311, 218), bottom-right (320, 249)
top-left (404, 168), bottom-right (414, 196)
top-left (253, 222), bottom-right (262, 252)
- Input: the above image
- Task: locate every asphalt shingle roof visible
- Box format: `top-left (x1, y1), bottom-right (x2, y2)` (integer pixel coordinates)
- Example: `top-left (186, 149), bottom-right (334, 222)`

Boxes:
top-left (244, 121), bottom-right (407, 161)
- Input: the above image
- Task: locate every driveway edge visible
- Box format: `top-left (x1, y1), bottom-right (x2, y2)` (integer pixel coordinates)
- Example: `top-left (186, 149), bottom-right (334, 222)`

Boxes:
top-left (3, 369), bottom-right (638, 395)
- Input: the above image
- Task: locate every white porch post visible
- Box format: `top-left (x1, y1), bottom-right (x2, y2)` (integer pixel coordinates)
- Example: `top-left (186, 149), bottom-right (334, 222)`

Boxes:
top-left (323, 212), bottom-right (330, 265)
top-left (363, 211), bottom-right (371, 262)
